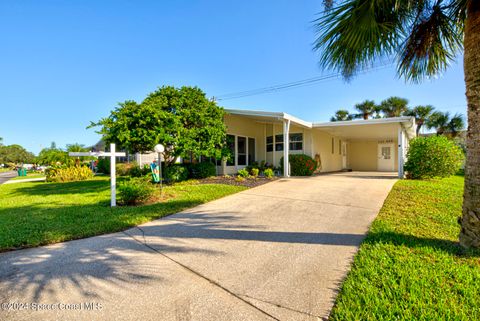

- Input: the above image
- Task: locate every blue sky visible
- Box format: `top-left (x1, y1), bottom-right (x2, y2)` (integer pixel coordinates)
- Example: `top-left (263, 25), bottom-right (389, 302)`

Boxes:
top-left (0, 1), bottom-right (467, 154)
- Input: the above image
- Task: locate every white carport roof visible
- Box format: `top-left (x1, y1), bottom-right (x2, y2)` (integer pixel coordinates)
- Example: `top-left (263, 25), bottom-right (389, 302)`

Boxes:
top-left (225, 109), bottom-right (416, 138)
top-left (313, 117), bottom-right (416, 140)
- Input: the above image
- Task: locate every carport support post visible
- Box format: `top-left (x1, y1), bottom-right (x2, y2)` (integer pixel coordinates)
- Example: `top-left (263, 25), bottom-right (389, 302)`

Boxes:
top-left (283, 119), bottom-right (291, 177)
top-left (398, 127), bottom-right (404, 178)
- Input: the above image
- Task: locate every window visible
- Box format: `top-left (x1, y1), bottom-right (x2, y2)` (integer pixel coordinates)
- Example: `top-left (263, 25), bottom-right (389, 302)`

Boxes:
top-left (339, 140), bottom-right (342, 155)
top-left (226, 134), bottom-right (235, 166)
top-left (381, 146), bottom-right (391, 159)
top-left (275, 134), bottom-right (284, 151)
top-left (331, 138), bottom-right (334, 154)
top-left (266, 136), bottom-right (273, 152)
top-left (266, 133), bottom-right (303, 152)
top-left (237, 136), bottom-right (247, 165)
top-left (289, 133), bottom-right (303, 151)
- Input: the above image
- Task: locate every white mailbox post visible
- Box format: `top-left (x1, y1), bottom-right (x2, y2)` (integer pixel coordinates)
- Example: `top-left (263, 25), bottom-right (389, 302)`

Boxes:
top-left (69, 143), bottom-right (126, 207)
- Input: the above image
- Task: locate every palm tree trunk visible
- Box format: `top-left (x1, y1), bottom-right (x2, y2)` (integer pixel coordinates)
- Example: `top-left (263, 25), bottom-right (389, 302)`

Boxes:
top-left (459, 0), bottom-right (480, 248)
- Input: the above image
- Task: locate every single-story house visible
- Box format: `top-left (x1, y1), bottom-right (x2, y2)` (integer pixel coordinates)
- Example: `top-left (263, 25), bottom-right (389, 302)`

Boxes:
top-left (217, 109), bottom-right (416, 178)
top-left (129, 108), bottom-right (416, 178)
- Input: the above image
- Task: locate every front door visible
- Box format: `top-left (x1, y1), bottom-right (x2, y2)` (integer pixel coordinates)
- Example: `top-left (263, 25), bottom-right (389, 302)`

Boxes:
top-left (377, 143), bottom-right (394, 171)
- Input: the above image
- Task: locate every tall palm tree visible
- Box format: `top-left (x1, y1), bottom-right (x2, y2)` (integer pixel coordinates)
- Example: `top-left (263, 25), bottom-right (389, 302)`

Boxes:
top-left (380, 96), bottom-right (409, 117)
top-left (404, 105), bottom-right (435, 135)
top-left (314, 0), bottom-right (480, 248)
top-left (330, 109), bottom-right (352, 121)
top-left (354, 100), bottom-right (376, 120)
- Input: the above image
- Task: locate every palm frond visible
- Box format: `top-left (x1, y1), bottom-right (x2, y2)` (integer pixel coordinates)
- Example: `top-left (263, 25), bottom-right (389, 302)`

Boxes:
top-left (313, 0), bottom-right (465, 81)
top-left (398, 3), bottom-right (463, 82)
top-left (314, 0), bottom-right (410, 78)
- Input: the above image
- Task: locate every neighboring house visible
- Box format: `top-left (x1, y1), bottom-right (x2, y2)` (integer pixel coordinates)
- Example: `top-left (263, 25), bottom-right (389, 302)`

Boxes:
top-left (218, 109), bottom-right (416, 178)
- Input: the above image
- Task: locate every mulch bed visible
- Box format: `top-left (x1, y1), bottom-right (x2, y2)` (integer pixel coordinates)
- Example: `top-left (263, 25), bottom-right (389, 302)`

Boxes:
top-left (199, 176), bottom-right (279, 188)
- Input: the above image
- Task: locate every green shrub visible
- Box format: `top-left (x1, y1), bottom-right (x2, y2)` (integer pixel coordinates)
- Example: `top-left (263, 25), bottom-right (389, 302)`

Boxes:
top-left (188, 162), bottom-right (216, 178)
top-left (118, 178), bottom-right (155, 205)
top-left (279, 154), bottom-right (317, 176)
top-left (46, 165), bottom-right (94, 182)
top-left (264, 168), bottom-right (274, 178)
top-left (250, 168), bottom-right (259, 178)
top-left (404, 136), bottom-right (464, 179)
top-left (116, 163), bottom-right (132, 176)
top-left (164, 164), bottom-right (189, 182)
top-left (238, 168), bottom-right (249, 178)
top-left (97, 158), bottom-right (110, 174)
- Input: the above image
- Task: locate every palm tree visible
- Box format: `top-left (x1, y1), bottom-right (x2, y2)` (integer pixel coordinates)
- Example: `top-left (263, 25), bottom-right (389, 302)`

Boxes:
top-left (404, 105), bottom-right (435, 135)
top-left (354, 100), bottom-right (376, 120)
top-left (427, 111), bottom-right (451, 135)
top-left (313, 0), bottom-right (480, 248)
top-left (372, 104), bottom-right (383, 119)
top-left (447, 113), bottom-right (465, 138)
top-left (380, 96), bottom-right (409, 117)
top-left (330, 109), bottom-right (352, 121)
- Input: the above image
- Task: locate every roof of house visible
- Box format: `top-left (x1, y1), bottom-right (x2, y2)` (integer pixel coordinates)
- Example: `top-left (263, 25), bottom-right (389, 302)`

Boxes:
top-left (225, 108), bottom-right (416, 139)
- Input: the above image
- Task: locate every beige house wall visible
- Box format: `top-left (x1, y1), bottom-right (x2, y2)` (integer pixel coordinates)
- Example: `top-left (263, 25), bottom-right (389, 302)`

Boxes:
top-left (312, 130), bottom-right (343, 173)
top-left (347, 140), bottom-right (398, 171)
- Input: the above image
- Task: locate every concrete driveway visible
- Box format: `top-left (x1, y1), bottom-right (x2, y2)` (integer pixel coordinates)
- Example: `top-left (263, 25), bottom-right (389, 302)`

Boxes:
top-left (0, 172), bottom-right (397, 321)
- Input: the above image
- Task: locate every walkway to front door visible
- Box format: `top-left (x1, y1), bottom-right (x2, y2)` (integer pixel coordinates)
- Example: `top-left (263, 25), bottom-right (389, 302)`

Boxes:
top-left (0, 172), bottom-right (397, 321)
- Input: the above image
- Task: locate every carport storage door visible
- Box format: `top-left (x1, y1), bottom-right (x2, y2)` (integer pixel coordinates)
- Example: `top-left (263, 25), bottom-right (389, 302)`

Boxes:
top-left (377, 143), bottom-right (394, 171)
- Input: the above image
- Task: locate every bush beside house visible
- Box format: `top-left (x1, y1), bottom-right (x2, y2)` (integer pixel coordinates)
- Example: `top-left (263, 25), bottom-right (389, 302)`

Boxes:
top-left (280, 154), bottom-right (317, 176)
top-left (187, 162), bottom-right (216, 179)
top-left (404, 136), bottom-right (464, 179)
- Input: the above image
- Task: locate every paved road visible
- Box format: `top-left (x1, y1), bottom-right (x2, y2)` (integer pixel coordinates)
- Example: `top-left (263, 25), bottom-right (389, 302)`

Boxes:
top-left (0, 172), bottom-right (397, 321)
top-left (0, 171), bottom-right (17, 184)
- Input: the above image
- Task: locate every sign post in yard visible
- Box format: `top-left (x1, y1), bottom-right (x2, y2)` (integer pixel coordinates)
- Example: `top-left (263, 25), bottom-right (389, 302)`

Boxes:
top-left (69, 143), bottom-right (126, 207)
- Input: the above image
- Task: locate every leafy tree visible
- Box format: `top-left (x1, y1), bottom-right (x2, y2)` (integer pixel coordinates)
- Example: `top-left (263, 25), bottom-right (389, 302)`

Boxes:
top-left (404, 105), bottom-right (435, 135)
top-left (313, 0), bottom-right (480, 248)
top-left (0, 137), bottom-right (3, 146)
top-left (91, 86), bottom-right (227, 166)
top-left (330, 109), bottom-right (352, 121)
top-left (380, 96), bottom-right (409, 117)
top-left (354, 100), bottom-right (376, 119)
top-left (0, 144), bottom-right (35, 164)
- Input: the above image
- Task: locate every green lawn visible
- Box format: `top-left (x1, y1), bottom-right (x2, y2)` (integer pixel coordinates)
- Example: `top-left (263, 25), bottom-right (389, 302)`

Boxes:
top-left (330, 175), bottom-right (480, 320)
top-left (0, 177), bottom-right (246, 252)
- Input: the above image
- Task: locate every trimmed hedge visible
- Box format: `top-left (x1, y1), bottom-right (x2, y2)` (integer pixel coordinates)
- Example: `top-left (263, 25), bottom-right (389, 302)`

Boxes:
top-left (404, 136), bottom-right (464, 179)
top-left (280, 154), bottom-right (317, 176)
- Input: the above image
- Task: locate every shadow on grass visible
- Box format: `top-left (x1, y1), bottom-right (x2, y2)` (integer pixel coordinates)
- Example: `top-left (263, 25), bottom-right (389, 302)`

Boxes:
top-left (363, 231), bottom-right (480, 258)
